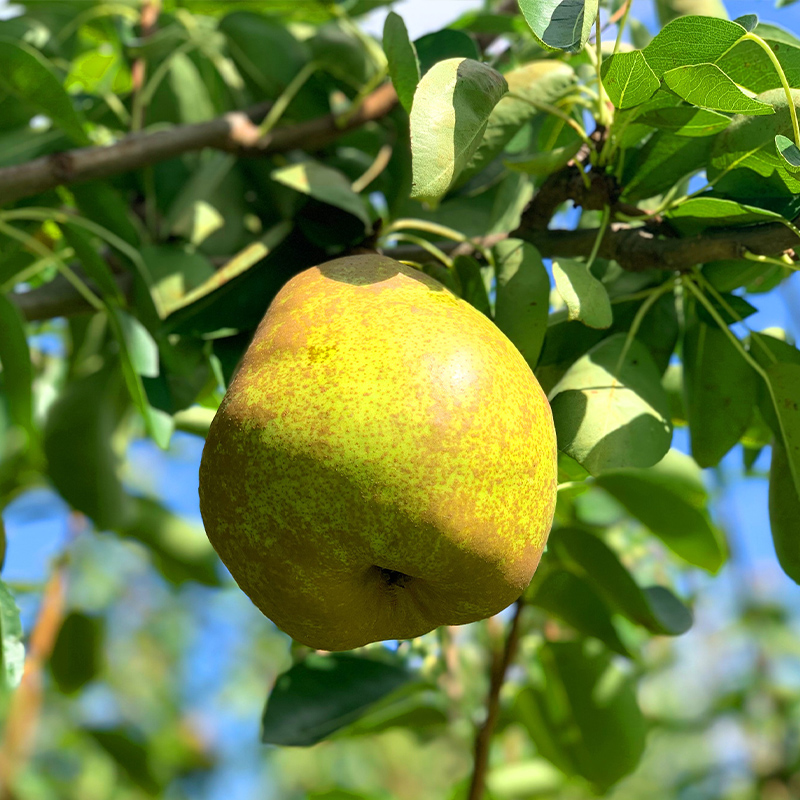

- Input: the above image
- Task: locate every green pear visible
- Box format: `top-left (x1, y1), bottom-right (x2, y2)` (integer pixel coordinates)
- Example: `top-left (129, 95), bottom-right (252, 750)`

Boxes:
top-left (199, 254), bottom-right (557, 650)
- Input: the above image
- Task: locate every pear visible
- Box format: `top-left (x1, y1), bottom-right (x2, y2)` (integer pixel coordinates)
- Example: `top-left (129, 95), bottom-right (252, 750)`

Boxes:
top-left (199, 254), bottom-right (557, 650)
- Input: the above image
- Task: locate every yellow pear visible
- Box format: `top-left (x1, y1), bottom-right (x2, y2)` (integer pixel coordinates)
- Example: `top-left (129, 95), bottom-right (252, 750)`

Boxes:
top-left (199, 254), bottom-right (557, 650)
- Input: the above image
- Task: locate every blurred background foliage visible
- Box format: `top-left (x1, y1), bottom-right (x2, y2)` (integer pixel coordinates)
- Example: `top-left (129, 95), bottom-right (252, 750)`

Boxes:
top-left (0, 0), bottom-right (798, 799)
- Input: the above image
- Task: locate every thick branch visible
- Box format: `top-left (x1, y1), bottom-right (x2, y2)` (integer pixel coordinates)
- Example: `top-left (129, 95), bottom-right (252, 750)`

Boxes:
top-left (0, 83), bottom-right (398, 207)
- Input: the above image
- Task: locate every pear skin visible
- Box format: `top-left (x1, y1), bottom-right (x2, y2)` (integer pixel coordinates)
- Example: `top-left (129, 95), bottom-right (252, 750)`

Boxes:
top-left (199, 254), bottom-right (557, 650)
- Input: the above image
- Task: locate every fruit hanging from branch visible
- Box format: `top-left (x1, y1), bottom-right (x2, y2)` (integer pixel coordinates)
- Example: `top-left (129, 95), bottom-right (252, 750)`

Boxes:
top-left (199, 254), bottom-right (558, 650)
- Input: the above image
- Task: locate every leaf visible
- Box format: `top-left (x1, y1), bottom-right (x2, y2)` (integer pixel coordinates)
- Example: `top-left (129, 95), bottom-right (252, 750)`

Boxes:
top-left (717, 37), bottom-right (800, 95)
top-left (552, 259), bottom-right (612, 330)
top-left (117, 497), bottom-right (220, 587)
top-left (642, 16), bottom-right (746, 79)
top-left (734, 14), bottom-right (758, 32)
top-left (410, 58), bottom-right (508, 204)
top-left (140, 245), bottom-right (216, 314)
top-left (769, 442), bottom-right (800, 584)
top-left (703, 259), bottom-right (776, 292)
top-left (505, 139), bottom-right (582, 177)
top-left (551, 528), bottom-right (693, 635)
top-left (413, 29), bottom-right (478, 76)
top-left (493, 239), bottom-right (550, 369)
top-left (683, 321), bottom-right (759, 467)
top-left (663, 63), bottom-right (775, 115)
top-left (453, 255), bottom-right (490, 316)
top-left (61, 224), bottom-right (125, 305)
top-left (87, 728), bottom-right (161, 794)
top-left (775, 134), bottom-right (800, 171)
top-left (0, 37), bottom-right (88, 145)
top-left (637, 105), bottom-right (732, 136)
top-left (71, 182), bottom-right (140, 248)
top-left (460, 61), bottom-right (575, 185)
top-left (665, 196), bottom-right (785, 235)
top-left (749, 332), bottom-right (800, 439)
top-left (0, 294), bottom-right (32, 434)
top-left (549, 334), bottom-right (673, 474)
top-left (528, 571), bottom-right (632, 657)
top-left (218, 11), bottom-right (309, 98)
top-left (0, 581), bottom-right (24, 691)
top-left (271, 159), bottom-right (371, 227)
top-left (518, 0), bottom-right (599, 53)
top-left (601, 51), bottom-right (659, 110)
top-left (765, 361), bottom-right (800, 498)
top-left (261, 654), bottom-right (413, 746)
top-left (695, 293), bottom-right (757, 326)
top-left (596, 449), bottom-right (727, 572)
top-left (708, 88), bottom-right (800, 198)
top-left (516, 641), bottom-right (646, 792)
top-left (44, 365), bottom-right (129, 530)
top-left (656, 0), bottom-right (728, 25)
top-left (382, 12), bottom-right (419, 114)
top-left (621, 132), bottom-right (713, 201)
top-left (49, 612), bottom-right (103, 694)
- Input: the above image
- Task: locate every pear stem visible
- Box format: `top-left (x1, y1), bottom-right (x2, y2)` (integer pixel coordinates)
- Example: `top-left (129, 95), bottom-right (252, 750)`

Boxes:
top-left (467, 599), bottom-right (525, 800)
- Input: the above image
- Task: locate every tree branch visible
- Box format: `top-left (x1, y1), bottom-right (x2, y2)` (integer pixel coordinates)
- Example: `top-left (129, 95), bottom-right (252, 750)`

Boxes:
top-left (467, 601), bottom-right (525, 800)
top-left (0, 83), bottom-right (398, 207)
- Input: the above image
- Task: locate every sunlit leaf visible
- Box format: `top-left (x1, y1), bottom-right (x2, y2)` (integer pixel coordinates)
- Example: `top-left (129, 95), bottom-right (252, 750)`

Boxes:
top-left (382, 12), bottom-right (419, 113)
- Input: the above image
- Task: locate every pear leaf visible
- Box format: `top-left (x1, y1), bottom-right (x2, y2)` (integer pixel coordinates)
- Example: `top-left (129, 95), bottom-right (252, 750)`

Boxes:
top-left (601, 51), bottom-right (659, 109)
top-left (663, 64), bottom-right (775, 115)
top-left (0, 294), bottom-right (33, 434)
top-left (517, 0), bottom-right (598, 53)
top-left (383, 12), bottom-right (419, 113)
top-left (552, 259), bottom-right (613, 329)
top-left (769, 442), bottom-right (800, 584)
top-left (775, 134), bottom-right (800, 172)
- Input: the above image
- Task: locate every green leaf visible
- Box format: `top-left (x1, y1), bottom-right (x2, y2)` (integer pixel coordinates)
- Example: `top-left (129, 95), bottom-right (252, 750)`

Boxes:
top-left (601, 51), bottom-right (659, 110)
top-left (460, 61), bottom-right (575, 185)
top-left (0, 294), bottom-right (32, 434)
top-left (218, 11), bottom-right (309, 98)
top-left (87, 728), bottom-right (161, 794)
top-left (518, 0), bottom-right (599, 53)
top-left (769, 442), bottom-right (800, 584)
top-left (552, 259), bottom-right (613, 330)
top-left (117, 497), bottom-right (220, 587)
top-left (683, 321), bottom-right (759, 467)
top-left (621, 131), bottom-right (713, 201)
top-left (493, 239), bottom-right (550, 369)
top-left (61, 224), bottom-right (125, 305)
top-left (665, 196), bottom-right (785, 235)
top-left (703, 258), bottom-right (775, 292)
top-left (516, 641), bottom-right (646, 792)
top-left (708, 88), bottom-right (800, 198)
top-left (453, 255), bottom-right (490, 316)
top-left (528, 571), bottom-right (632, 657)
top-left (113, 310), bottom-right (159, 379)
top-left (775, 134), bottom-right (800, 171)
top-left (271, 159), bottom-right (371, 227)
top-left (413, 29), bottom-right (478, 76)
top-left (551, 528), bottom-right (693, 635)
top-left (662, 63), bottom-right (775, 115)
top-left (642, 16), bottom-right (746, 78)
top-left (749, 332), bottom-right (800, 439)
top-left (410, 58), bottom-right (508, 204)
top-left (71, 182), bottom-right (140, 248)
top-left (261, 654), bottom-right (413, 746)
top-left (505, 139), bottom-right (582, 177)
top-left (140, 244), bottom-right (216, 314)
top-left (695, 293), bottom-right (757, 326)
top-left (0, 581), bottom-right (24, 691)
top-left (718, 38), bottom-right (800, 94)
top-left (0, 37), bottom-right (88, 145)
top-left (734, 14), bottom-right (758, 32)
top-left (44, 365), bottom-right (128, 530)
top-left (765, 361), bottom-right (800, 498)
top-left (596, 449), bottom-right (727, 572)
top-left (549, 334), bottom-right (673, 474)
top-left (49, 612), bottom-right (103, 694)
top-left (637, 105), bottom-right (732, 136)
top-left (382, 12), bottom-right (419, 114)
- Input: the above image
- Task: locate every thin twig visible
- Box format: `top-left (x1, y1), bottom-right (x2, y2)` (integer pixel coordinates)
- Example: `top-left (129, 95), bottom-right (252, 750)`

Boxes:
top-left (467, 600), bottom-right (526, 800)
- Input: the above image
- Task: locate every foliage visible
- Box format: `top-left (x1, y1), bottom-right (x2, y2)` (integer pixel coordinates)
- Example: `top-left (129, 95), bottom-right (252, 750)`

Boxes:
top-left (0, 0), bottom-right (798, 798)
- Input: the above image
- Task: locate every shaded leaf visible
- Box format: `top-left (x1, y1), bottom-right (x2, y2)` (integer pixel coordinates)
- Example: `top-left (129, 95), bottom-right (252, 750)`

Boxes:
top-left (413, 29), bottom-right (478, 76)
top-left (493, 239), bottom-right (550, 369)
top-left (516, 641), bottom-right (646, 792)
top-left (775, 134), bottom-right (800, 171)
top-left (87, 728), bottom-right (161, 794)
top-left (272, 159), bottom-right (370, 227)
top-left (261, 654), bottom-right (413, 746)
top-left (0, 37), bottom-right (88, 144)
top-left (551, 527), bottom-right (693, 635)
top-left (769, 442), bottom-right (800, 584)
top-left (596, 449), bottom-right (727, 572)
top-left (410, 58), bottom-right (507, 203)
top-left (49, 611), bottom-right (103, 694)
top-left (61, 224), bottom-right (125, 305)
top-left (552, 258), bottom-right (612, 329)
top-left (0, 294), bottom-right (32, 434)
top-left (765, 361), bottom-right (800, 498)
top-left (665, 196), bottom-right (785, 235)
top-left (683, 321), bottom-right (759, 467)
top-left (549, 334), bottom-right (673, 474)
top-left (528, 570), bottom-right (632, 657)
top-left (637, 105), bottom-right (731, 137)
top-left (383, 12), bottom-right (419, 114)
top-left (453, 255), bottom-right (490, 316)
